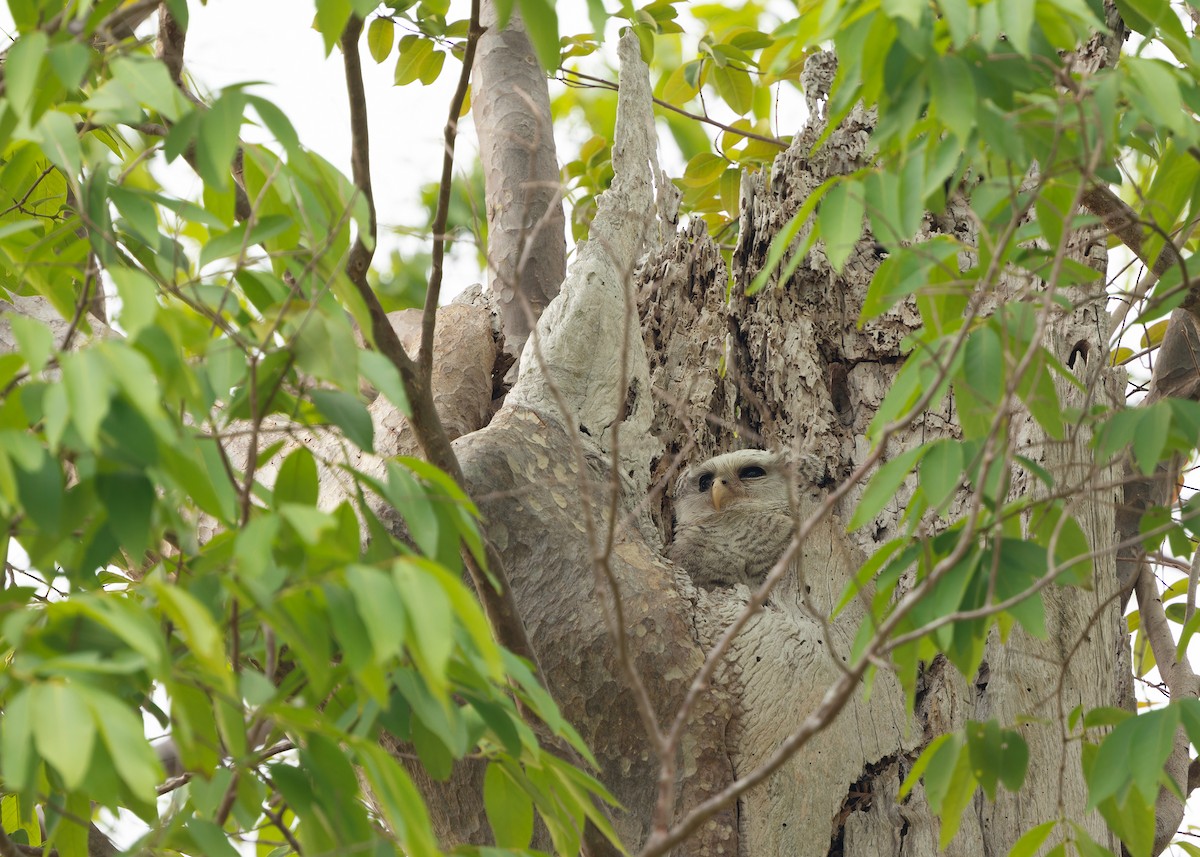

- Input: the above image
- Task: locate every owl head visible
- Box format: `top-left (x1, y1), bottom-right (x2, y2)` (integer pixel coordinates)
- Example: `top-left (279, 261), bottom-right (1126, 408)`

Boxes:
top-left (673, 449), bottom-right (790, 522)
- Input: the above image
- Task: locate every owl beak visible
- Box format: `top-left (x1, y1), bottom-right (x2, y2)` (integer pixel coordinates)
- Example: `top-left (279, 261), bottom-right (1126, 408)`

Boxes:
top-left (711, 480), bottom-right (732, 512)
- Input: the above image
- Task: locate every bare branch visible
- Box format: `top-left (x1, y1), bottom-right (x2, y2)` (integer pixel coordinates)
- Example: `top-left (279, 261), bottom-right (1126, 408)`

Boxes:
top-left (341, 15), bottom-right (377, 287)
top-left (420, 0), bottom-right (483, 375)
top-left (560, 68), bottom-right (789, 151)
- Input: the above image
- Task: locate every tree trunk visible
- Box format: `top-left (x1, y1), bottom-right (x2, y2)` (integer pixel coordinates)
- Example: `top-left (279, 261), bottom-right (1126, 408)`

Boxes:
top-left (405, 32), bottom-right (1129, 857)
top-left (473, 0), bottom-right (566, 360)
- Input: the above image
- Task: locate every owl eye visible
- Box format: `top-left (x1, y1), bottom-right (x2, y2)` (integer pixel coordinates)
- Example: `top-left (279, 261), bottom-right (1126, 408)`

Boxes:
top-left (698, 473), bottom-right (714, 492)
top-left (738, 465), bottom-right (767, 479)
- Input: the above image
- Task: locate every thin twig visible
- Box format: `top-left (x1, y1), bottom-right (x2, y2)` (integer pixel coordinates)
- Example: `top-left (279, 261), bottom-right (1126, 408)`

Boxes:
top-left (263, 805), bottom-right (303, 855)
top-left (559, 68), bottom-right (788, 151)
top-left (342, 16), bottom-right (377, 287)
top-left (419, 0), bottom-right (483, 374)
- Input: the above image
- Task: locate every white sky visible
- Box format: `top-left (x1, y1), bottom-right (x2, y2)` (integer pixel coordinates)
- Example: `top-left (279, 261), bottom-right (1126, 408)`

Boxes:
top-left (179, 0), bottom-right (487, 298)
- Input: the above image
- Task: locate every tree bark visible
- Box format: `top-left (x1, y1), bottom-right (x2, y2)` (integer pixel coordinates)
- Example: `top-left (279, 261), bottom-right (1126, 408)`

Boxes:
top-left (473, 0), bottom-right (566, 360)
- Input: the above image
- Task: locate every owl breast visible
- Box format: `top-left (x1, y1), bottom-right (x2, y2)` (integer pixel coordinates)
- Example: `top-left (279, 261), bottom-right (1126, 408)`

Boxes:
top-left (668, 507), bottom-right (794, 589)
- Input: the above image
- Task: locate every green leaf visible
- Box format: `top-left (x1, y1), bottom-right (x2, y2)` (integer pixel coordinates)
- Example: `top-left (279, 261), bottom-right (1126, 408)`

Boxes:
top-left (36, 111), bottom-right (83, 178)
top-left (881, 0), bottom-right (924, 26)
top-left (395, 36), bottom-right (435, 86)
top-left (32, 682), bottom-right (95, 790)
top-left (324, 581), bottom-right (375, 675)
top-left (347, 564), bottom-right (408, 663)
top-left (1, 793), bottom-right (40, 848)
top-left (1084, 707), bottom-right (1134, 729)
top-left (682, 152), bottom-right (728, 188)
top-left (517, 0), bottom-right (560, 71)
top-left (417, 49), bottom-right (446, 85)
top-left (6, 32), bottom-right (49, 121)
top-left (1126, 57), bottom-right (1186, 136)
top-left (367, 16), bottom-right (396, 62)
top-left (820, 177), bottom-right (865, 272)
top-left (963, 324), bottom-right (1004, 404)
top-left (992, 539), bottom-right (1048, 638)
top-left (111, 183), bottom-right (162, 243)
top-left (412, 714), bottom-right (454, 779)
top-left (998, 0), bottom-right (1037, 56)
top-left (279, 504), bottom-right (337, 545)
top-left (8, 314), bottom-right (55, 376)
top-left (925, 732), bottom-right (975, 848)
top-left (1070, 823), bottom-right (1118, 857)
top-left (62, 351), bottom-right (114, 450)
top-left (275, 446), bottom-right (320, 506)
top-left (360, 350), bottom-right (410, 414)
top-left (11, 438), bottom-right (63, 530)
top-left (918, 439), bottom-right (962, 512)
top-left (1096, 787), bottom-right (1154, 857)
top-left (153, 582), bottom-right (229, 683)
top-left (315, 0), bottom-right (353, 54)
top-left (1087, 706), bottom-right (1178, 808)
top-left (111, 57), bottom-right (187, 122)
top-left (246, 95), bottom-right (301, 155)
top-left (663, 62), bottom-right (699, 104)
top-left (930, 54), bottom-right (976, 143)
top-left (108, 266), bottom-right (159, 336)
top-left (965, 720), bottom-right (1003, 799)
top-left (1132, 400), bottom-right (1170, 476)
top-left (48, 41), bottom-right (90, 90)
top-left (186, 817), bottom-right (242, 857)
top-left (484, 762), bottom-right (536, 847)
top-left (48, 793), bottom-right (89, 857)
top-left (1029, 504), bottom-right (1092, 587)
top-left (395, 559), bottom-right (454, 691)
top-left (1007, 820), bottom-right (1058, 857)
top-left (97, 473), bottom-right (154, 560)
top-left (749, 178), bottom-right (831, 294)
top-left (868, 158), bottom-right (921, 248)
top-left (1, 689), bottom-right (36, 791)
top-left (849, 445), bottom-right (925, 530)
top-left (79, 597), bottom-right (169, 675)
top-left (1035, 176), bottom-right (1079, 251)
top-left (354, 742), bottom-right (440, 857)
top-left (311, 388), bottom-right (375, 451)
top-left (385, 463), bottom-right (441, 557)
top-left (712, 65), bottom-right (754, 114)
top-left (585, 0), bottom-right (607, 37)
top-left (199, 214), bottom-right (294, 267)
top-left (82, 688), bottom-right (165, 799)
top-left (996, 727), bottom-right (1029, 791)
top-left (197, 91), bottom-right (248, 190)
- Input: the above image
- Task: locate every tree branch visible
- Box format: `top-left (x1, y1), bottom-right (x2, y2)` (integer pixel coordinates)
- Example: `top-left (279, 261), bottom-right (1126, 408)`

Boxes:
top-left (153, 4), bottom-right (253, 222)
top-left (341, 15), bottom-right (377, 288)
top-left (419, 0), bottom-right (483, 375)
top-left (474, 0), bottom-right (566, 357)
top-left (338, 5), bottom-right (544, 684)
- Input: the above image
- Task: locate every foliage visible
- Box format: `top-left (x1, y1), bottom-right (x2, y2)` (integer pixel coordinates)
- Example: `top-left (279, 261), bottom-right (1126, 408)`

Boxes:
top-left (0, 2), bottom-right (614, 855)
top-left (4, 0), bottom-right (1200, 855)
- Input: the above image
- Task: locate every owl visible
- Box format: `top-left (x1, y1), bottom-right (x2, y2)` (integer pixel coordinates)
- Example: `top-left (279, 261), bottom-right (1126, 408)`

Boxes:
top-left (668, 449), bottom-right (795, 589)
